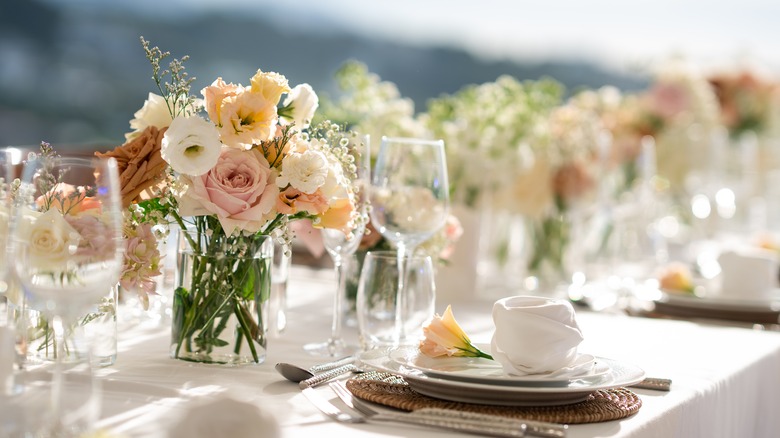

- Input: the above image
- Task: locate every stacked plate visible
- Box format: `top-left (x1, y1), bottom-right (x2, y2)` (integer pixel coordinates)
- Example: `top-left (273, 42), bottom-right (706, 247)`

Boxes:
top-left (648, 288), bottom-right (780, 324)
top-left (358, 345), bottom-right (645, 406)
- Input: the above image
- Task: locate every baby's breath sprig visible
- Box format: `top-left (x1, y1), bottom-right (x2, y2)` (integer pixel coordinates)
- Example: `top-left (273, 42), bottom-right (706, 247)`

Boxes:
top-left (140, 36), bottom-right (196, 119)
top-left (257, 124), bottom-right (295, 168)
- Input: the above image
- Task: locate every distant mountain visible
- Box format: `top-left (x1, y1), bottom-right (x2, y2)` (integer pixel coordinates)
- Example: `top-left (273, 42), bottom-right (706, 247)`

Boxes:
top-left (0, 0), bottom-right (648, 148)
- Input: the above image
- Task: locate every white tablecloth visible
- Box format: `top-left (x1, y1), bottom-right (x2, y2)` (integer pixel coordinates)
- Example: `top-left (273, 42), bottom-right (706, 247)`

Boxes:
top-left (92, 266), bottom-right (780, 438)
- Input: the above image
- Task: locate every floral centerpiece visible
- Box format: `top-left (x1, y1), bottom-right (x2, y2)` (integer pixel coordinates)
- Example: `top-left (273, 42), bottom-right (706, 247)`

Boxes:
top-left (514, 101), bottom-right (605, 288)
top-left (98, 38), bottom-right (363, 364)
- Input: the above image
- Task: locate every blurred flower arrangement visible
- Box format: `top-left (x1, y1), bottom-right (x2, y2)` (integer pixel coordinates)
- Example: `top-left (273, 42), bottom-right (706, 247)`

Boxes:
top-left (518, 101), bottom-right (606, 283)
top-left (708, 68), bottom-right (780, 139)
top-left (423, 76), bottom-right (563, 208)
top-left (318, 60), bottom-right (426, 148)
top-left (97, 38), bottom-right (364, 363)
top-left (641, 59), bottom-right (721, 193)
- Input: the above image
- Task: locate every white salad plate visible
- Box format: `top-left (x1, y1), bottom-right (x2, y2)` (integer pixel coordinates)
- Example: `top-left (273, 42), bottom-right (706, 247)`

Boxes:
top-left (388, 345), bottom-right (611, 386)
top-left (359, 347), bottom-right (645, 406)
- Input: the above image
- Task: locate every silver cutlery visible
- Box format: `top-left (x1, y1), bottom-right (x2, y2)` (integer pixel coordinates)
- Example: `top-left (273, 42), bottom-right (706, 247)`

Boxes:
top-left (276, 357), bottom-right (358, 383)
top-left (328, 380), bottom-right (568, 438)
top-left (630, 377), bottom-right (672, 391)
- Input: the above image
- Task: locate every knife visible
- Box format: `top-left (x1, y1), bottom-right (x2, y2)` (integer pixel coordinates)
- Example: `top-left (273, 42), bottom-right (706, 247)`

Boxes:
top-left (299, 364), bottom-right (364, 423)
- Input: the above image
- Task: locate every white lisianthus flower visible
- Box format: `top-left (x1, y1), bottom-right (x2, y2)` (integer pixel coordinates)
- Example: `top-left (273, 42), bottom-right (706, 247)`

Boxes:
top-left (161, 116), bottom-right (223, 176)
top-left (276, 149), bottom-right (329, 194)
top-left (126, 93), bottom-right (174, 140)
top-left (17, 208), bottom-right (81, 270)
top-left (280, 84), bottom-right (319, 131)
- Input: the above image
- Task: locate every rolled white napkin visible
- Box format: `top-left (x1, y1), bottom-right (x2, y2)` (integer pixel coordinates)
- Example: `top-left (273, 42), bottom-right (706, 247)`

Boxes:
top-left (491, 296), bottom-right (591, 376)
top-left (167, 395), bottom-right (280, 438)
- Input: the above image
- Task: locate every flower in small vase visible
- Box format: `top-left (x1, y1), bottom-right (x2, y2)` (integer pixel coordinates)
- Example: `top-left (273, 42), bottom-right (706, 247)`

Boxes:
top-left (419, 305), bottom-right (492, 359)
top-left (120, 222), bottom-right (162, 308)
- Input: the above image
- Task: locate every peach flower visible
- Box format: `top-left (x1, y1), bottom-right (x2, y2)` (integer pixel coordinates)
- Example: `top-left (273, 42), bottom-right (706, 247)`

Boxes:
top-left (314, 198), bottom-right (356, 234)
top-left (249, 69), bottom-right (290, 104)
top-left (419, 305), bottom-right (492, 359)
top-left (552, 160), bottom-right (595, 202)
top-left (97, 125), bottom-right (167, 207)
top-left (276, 187), bottom-right (329, 216)
top-left (658, 262), bottom-right (695, 293)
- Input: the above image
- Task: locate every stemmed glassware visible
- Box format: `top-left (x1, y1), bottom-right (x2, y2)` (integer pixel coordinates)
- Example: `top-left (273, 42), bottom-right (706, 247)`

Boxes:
top-left (9, 154), bottom-right (123, 436)
top-left (369, 137), bottom-right (449, 346)
top-left (304, 136), bottom-right (370, 357)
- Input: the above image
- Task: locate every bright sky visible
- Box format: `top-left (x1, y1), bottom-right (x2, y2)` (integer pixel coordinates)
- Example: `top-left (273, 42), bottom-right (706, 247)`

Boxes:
top-left (56, 0), bottom-right (780, 74)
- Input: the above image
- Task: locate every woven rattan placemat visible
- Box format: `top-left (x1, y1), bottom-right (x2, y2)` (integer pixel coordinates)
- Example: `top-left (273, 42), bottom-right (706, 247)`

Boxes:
top-left (346, 371), bottom-right (641, 424)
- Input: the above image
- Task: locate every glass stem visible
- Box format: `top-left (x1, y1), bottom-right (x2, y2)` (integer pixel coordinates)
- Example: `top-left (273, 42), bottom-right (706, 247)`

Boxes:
top-left (394, 243), bottom-right (413, 346)
top-left (328, 255), bottom-right (347, 355)
top-left (51, 315), bottom-right (66, 418)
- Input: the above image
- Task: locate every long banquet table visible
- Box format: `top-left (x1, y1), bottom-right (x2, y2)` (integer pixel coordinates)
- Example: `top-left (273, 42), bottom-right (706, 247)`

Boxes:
top-left (93, 265), bottom-right (780, 438)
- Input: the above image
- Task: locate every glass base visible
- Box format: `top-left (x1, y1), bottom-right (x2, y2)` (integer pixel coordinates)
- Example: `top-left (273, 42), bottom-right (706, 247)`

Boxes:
top-left (302, 338), bottom-right (357, 357)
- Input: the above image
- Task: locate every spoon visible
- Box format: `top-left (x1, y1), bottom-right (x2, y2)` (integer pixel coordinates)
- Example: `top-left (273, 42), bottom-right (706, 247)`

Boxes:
top-left (275, 362), bottom-right (359, 383)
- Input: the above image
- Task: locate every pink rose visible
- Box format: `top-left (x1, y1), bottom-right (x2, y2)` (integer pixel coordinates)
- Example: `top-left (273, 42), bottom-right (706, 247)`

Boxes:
top-left (178, 148), bottom-right (279, 235)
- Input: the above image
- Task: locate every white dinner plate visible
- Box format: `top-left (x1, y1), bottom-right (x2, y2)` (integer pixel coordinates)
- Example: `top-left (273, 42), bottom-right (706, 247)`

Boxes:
top-left (359, 348), bottom-right (645, 406)
top-left (659, 288), bottom-right (780, 312)
top-left (388, 345), bottom-right (610, 387)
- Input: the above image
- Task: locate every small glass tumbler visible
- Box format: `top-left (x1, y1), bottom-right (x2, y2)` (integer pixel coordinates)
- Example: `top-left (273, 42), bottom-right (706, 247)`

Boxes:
top-left (356, 250), bottom-right (436, 350)
top-left (268, 242), bottom-right (291, 338)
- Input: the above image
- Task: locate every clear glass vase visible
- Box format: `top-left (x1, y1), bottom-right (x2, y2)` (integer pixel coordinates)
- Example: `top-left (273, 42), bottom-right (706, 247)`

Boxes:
top-left (16, 285), bottom-right (118, 368)
top-left (170, 230), bottom-right (273, 365)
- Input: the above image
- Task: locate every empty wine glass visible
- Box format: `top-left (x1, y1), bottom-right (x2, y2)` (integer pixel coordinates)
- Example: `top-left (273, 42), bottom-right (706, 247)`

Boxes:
top-left (369, 137), bottom-right (449, 346)
top-left (304, 135), bottom-right (370, 357)
top-left (10, 153), bottom-right (123, 436)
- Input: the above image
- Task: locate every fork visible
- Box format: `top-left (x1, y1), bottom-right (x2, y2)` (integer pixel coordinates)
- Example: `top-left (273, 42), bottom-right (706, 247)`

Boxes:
top-left (328, 381), bottom-right (567, 438)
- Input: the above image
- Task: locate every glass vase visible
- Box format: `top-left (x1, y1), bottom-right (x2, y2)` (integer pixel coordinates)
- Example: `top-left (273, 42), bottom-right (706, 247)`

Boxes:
top-left (170, 230), bottom-right (273, 365)
top-left (17, 285), bottom-right (118, 367)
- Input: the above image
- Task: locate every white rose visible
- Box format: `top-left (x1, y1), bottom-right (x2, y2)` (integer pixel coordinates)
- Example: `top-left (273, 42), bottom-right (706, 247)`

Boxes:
top-left (276, 149), bottom-right (328, 194)
top-left (161, 116), bottom-right (223, 176)
top-left (126, 93), bottom-right (174, 140)
top-left (280, 84), bottom-right (319, 131)
top-left (17, 208), bottom-right (81, 270)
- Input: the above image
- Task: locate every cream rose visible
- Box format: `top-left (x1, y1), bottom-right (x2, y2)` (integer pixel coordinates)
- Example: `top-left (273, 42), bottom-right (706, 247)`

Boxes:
top-left (276, 149), bottom-right (329, 194)
top-left (161, 116), bottom-right (222, 176)
top-left (126, 92), bottom-right (174, 140)
top-left (17, 208), bottom-right (81, 270)
top-left (177, 148), bottom-right (279, 235)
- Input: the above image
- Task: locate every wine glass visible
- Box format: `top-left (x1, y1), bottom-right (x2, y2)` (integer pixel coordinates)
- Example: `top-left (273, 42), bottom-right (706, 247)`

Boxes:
top-left (304, 135), bottom-right (370, 357)
top-left (369, 137), bottom-right (449, 346)
top-left (10, 154), bottom-right (123, 436)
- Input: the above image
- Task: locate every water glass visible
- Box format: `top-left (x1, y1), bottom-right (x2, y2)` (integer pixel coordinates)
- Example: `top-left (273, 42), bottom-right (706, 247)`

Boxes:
top-left (268, 242), bottom-right (291, 338)
top-left (356, 251), bottom-right (436, 349)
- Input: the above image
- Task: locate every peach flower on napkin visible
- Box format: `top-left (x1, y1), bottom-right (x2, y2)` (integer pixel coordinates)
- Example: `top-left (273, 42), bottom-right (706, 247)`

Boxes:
top-left (491, 296), bottom-right (591, 376)
top-left (419, 305), bottom-right (492, 359)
